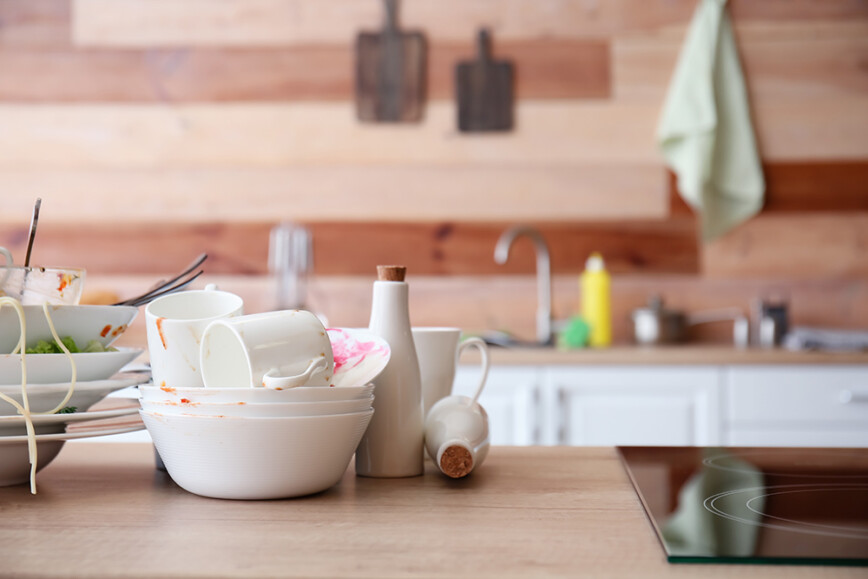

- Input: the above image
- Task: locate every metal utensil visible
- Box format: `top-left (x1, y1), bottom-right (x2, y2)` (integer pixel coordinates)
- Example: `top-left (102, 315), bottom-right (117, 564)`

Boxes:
top-left (113, 253), bottom-right (208, 307)
top-left (23, 198), bottom-right (41, 267)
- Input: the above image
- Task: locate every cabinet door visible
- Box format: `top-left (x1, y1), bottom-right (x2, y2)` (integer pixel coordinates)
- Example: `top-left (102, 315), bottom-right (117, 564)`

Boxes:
top-left (724, 365), bottom-right (868, 447)
top-left (453, 366), bottom-right (540, 446)
top-left (545, 367), bottom-right (722, 447)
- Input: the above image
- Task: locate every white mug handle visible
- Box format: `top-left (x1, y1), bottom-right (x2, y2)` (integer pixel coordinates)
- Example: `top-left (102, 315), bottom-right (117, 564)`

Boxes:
top-left (262, 356), bottom-right (328, 391)
top-left (457, 337), bottom-right (489, 404)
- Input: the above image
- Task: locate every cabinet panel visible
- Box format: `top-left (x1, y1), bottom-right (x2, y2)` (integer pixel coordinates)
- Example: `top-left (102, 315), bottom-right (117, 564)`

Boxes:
top-left (454, 366), bottom-right (540, 446)
top-left (727, 366), bottom-right (868, 423)
top-left (545, 367), bottom-right (721, 447)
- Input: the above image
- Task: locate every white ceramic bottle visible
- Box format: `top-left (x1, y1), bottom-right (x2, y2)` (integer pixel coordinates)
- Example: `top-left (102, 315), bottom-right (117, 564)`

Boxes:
top-left (355, 265), bottom-right (424, 477)
top-left (425, 395), bottom-right (490, 478)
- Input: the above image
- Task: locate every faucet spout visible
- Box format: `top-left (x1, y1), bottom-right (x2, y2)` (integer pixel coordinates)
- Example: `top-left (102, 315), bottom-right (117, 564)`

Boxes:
top-left (494, 225), bottom-right (552, 346)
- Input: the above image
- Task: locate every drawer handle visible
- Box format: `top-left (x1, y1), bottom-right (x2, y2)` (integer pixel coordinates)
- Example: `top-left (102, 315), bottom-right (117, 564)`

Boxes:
top-left (839, 390), bottom-right (868, 404)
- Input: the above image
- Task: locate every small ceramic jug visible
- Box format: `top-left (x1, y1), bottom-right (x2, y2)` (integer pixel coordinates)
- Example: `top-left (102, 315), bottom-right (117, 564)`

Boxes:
top-left (424, 394), bottom-right (490, 478)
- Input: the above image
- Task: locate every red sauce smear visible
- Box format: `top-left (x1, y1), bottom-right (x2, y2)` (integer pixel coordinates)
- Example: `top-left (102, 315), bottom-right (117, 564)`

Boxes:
top-left (180, 398), bottom-right (191, 404)
top-left (111, 324), bottom-right (127, 337)
top-left (156, 317), bottom-right (168, 349)
top-left (100, 324), bottom-right (112, 338)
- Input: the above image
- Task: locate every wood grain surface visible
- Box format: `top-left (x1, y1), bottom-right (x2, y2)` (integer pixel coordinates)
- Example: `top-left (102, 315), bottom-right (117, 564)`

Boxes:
top-left (71, 0), bottom-right (868, 46)
top-left (0, 443), bottom-right (863, 579)
top-left (0, 165), bottom-right (669, 224)
top-left (0, 219), bottom-right (699, 276)
top-left (0, 0), bottom-right (864, 339)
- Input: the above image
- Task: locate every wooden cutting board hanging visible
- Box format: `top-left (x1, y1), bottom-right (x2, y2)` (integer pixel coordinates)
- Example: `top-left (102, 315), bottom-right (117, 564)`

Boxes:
top-left (355, 0), bottom-right (426, 123)
top-left (456, 29), bottom-right (514, 132)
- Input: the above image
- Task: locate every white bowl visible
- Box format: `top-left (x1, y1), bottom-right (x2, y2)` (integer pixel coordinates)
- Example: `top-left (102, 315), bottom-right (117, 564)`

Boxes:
top-left (138, 383), bottom-right (375, 404)
top-left (0, 304), bottom-right (138, 355)
top-left (0, 374), bottom-right (148, 416)
top-left (0, 439), bottom-right (65, 486)
top-left (141, 409), bottom-right (374, 500)
top-left (0, 265), bottom-right (85, 307)
top-left (0, 348), bottom-right (144, 385)
top-left (0, 422), bottom-right (146, 487)
top-left (139, 396), bottom-right (374, 417)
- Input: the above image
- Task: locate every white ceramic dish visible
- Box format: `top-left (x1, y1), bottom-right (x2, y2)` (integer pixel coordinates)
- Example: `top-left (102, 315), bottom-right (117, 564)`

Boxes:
top-left (0, 406), bottom-right (140, 436)
top-left (139, 396), bottom-right (374, 418)
top-left (328, 328), bottom-right (391, 388)
top-left (0, 304), bottom-right (139, 355)
top-left (0, 423), bottom-right (146, 487)
top-left (138, 382), bottom-right (375, 404)
top-left (0, 265), bottom-right (85, 307)
top-left (0, 347), bottom-right (144, 385)
top-left (0, 374), bottom-right (150, 416)
top-left (141, 409), bottom-right (374, 500)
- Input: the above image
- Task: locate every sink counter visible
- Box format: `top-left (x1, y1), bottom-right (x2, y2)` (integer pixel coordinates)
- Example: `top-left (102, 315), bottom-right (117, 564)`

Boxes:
top-left (465, 344), bottom-right (868, 366)
top-left (0, 443), bottom-right (862, 578)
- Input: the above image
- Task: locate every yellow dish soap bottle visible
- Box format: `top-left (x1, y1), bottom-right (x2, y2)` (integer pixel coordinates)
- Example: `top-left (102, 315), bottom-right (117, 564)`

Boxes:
top-left (581, 252), bottom-right (612, 347)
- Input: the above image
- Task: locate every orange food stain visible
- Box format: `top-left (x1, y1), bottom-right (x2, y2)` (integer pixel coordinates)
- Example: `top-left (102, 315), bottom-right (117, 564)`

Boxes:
top-left (100, 324), bottom-right (112, 338)
top-left (156, 317), bottom-right (168, 349)
top-left (56, 273), bottom-right (72, 293)
top-left (180, 398), bottom-right (191, 404)
top-left (160, 383), bottom-right (176, 393)
top-left (111, 324), bottom-right (127, 337)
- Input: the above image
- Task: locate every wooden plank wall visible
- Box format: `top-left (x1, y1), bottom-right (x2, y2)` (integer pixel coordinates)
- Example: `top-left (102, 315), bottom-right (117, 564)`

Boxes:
top-left (1, 0), bottom-right (867, 345)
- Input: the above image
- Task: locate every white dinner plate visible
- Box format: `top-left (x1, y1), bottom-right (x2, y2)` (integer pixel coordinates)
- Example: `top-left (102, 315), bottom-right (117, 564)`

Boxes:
top-left (0, 405), bottom-right (139, 426)
top-left (327, 328), bottom-right (391, 388)
top-left (0, 422), bottom-right (145, 443)
top-left (0, 347), bottom-right (144, 385)
top-left (0, 373), bottom-right (150, 416)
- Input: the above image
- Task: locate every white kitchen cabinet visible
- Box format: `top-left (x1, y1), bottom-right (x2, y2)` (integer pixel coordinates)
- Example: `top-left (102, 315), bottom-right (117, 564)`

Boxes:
top-left (723, 365), bottom-right (868, 447)
top-left (453, 366), bottom-right (541, 446)
top-left (543, 367), bottom-right (722, 446)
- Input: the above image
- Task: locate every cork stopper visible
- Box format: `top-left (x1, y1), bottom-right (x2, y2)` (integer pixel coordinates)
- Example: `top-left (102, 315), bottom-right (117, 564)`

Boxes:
top-left (439, 445), bottom-right (474, 478)
top-left (377, 265), bottom-right (406, 282)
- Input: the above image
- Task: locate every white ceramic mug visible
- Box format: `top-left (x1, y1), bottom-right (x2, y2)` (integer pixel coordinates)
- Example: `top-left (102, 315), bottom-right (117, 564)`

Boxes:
top-left (200, 309), bottom-right (335, 390)
top-left (145, 285), bottom-right (244, 389)
top-left (411, 327), bottom-right (489, 417)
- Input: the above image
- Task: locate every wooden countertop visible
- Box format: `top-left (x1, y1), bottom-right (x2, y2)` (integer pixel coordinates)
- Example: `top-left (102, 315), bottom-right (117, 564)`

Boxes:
top-left (463, 345), bottom-right (868, 366)
top-left (0, 443), bottom-right (862, 579)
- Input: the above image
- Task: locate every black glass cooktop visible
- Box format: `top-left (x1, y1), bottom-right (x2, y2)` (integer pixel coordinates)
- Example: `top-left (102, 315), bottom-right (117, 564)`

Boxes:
top-left (617, 447), bottom-right (868, 566)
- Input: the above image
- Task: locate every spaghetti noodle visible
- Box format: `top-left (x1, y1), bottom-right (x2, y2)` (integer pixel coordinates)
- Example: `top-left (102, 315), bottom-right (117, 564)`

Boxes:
top-left (0, 299), bottom-right (77, 494)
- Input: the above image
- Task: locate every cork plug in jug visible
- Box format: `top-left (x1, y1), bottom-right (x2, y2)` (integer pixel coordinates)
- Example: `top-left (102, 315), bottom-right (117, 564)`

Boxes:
top-left (355, 265), bottom-right (424, 477)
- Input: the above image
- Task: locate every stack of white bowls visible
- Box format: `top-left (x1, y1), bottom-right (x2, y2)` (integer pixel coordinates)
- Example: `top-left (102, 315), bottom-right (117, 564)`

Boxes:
top-left (138, 383), bottom-right (375, 500)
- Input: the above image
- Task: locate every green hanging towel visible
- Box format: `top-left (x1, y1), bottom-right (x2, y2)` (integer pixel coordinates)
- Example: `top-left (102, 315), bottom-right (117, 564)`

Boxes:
top-left (657, 0), bottom-right (764, 241)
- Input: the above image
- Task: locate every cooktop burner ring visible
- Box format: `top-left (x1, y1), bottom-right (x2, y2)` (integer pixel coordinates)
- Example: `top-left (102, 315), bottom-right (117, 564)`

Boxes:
top-left (704, 483), bottom-right (868, 540)
top-left (703, 450), bottom-right (868, 479)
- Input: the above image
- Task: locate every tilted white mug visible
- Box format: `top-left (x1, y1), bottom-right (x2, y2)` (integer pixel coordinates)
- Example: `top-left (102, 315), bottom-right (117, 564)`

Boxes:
top-left (145, 284), bottom-right (244, 389)
top-left (200, 309), bottom-right (334, 390)
top-left (411, 327), bottom-right (489, 417)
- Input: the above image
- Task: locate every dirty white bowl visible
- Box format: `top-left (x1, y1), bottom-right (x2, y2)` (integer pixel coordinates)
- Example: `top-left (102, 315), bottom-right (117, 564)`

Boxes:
top-left (0, 265), bottom-right (85, 307)
top-left (139, 396), bottom-right (374, 418)
top-left (141, 409), bottom-right (374, 500)
top-left (0, 304), bottom-right (138, 355)
top-left (138, 383), bottom-right (375, 404)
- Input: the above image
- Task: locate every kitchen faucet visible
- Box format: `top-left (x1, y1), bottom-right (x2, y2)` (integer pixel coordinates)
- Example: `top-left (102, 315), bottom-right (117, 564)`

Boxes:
top-left (494, 225), bottom-right (553, 346)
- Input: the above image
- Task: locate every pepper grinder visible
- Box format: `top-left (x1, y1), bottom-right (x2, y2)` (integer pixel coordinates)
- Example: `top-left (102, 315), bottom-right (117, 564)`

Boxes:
top-left (355, 265), bottom-right (424, 478)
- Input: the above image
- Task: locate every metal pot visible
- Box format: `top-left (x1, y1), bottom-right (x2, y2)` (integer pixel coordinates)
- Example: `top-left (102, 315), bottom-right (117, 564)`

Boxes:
top-left (631, 296), bottom-right (688, 345)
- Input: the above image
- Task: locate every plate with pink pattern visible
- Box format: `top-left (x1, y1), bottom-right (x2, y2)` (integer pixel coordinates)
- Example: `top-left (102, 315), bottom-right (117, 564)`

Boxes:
top-left (327, 328), bottom-right (391, 388)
